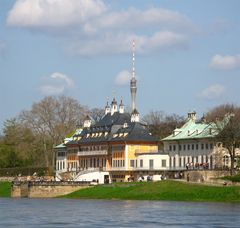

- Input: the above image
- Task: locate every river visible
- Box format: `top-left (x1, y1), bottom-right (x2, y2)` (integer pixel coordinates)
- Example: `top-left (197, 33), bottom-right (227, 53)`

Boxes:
top-left (0, 198), bottom-right (240, 227)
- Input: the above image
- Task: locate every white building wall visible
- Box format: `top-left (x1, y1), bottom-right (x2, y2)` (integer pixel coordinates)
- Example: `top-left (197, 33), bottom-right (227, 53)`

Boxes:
top-left (136, 154), bottom-right (169, 170)
top-left (163, 139), bottom-right (218, 170)
top-left (74, 171), bottom-right (110, 184)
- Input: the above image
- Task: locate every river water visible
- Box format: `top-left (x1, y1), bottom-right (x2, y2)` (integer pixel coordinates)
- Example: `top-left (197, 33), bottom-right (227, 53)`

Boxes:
top-left (0, 198), bottom-right (240, 227)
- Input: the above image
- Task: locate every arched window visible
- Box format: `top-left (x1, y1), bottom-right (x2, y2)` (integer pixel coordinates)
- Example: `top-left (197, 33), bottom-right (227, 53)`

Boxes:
top-left (223, 155), bottom-right (229, 166)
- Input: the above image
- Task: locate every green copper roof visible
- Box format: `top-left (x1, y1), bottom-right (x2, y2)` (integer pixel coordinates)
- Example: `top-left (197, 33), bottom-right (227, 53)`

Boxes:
top-left (162, 118), bottom-right (218, 141)
top-left (54, 128), bottom-right (83, 149)
top-left (54, 143), bottom-right (66, 149)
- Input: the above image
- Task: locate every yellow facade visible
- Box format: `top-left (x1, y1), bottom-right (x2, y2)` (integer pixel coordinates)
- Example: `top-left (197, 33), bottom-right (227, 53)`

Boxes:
top-left (127, 144), bottom-right (158, 168)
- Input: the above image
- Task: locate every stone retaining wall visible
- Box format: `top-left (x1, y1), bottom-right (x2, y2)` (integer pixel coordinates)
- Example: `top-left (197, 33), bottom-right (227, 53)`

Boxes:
top-left (183, 170), bottom-right (230, 183)
top-left (11, 181), bottom-right (91, 198)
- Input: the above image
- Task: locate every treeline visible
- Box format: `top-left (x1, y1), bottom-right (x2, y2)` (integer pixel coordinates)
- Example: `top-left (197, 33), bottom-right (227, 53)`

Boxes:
top-left (0, 96), bottom-right (240, 175)
top-left (0, 96), bottom-right (104, 169)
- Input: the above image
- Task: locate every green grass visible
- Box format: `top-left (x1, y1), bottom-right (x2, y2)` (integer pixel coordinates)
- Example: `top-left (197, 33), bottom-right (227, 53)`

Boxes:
top-left (221, 175), bottom-right (240, 182)
top-left (63, 181), bottom-right (240, 203)
top-left (0, 182), bottom-right (11, 197)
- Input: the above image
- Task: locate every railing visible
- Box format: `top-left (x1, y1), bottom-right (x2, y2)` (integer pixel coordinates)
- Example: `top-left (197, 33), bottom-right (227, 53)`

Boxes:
top-left (132, 167), bottom-right (169, 171)
top-left (135, 151), bottom-right (159, 155)
top-left (110, 166), bottom-right (169, 171)
top-left (77, 150), bottom-right (108, 156)
top-left (12, 180), bottom-right (91, 187)
top-left (109, 167), bottom-right (126, 171)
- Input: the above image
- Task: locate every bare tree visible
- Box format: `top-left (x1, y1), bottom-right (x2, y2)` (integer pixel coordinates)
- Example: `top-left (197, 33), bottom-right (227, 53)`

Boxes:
top-left (143, 111), bottom-right (185, 140)
top-left (89, 108), bottom-right (105, 122)
top-left (206, 104), bottom-right (236, 121)
top-left (207, 104), bottom-right (240, 175)
top-left (19, 95), bottom-right (88, 168)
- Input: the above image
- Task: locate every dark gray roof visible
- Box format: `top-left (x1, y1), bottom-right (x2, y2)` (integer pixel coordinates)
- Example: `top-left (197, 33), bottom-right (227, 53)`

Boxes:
top-left (95, 112), bottom-right (131, 126)
top-left (67, 111), bottom-right (158, 145)
top-left (110, 122), bottom-right (158, 143)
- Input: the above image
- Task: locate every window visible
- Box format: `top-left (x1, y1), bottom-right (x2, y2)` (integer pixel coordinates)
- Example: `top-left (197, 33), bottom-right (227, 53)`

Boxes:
top-left (196, 144), bottom-right (198, 150)
top-left (188, 144), bottom-right (190, 150)
top-left (210, 143), bottom-right (213, 149)
top-left (206, 143), bottom-right (209, 149)
top-left (130, 160), bottom-right (135, 167)
top-left (183, 145), bottom-right (186, 151)
top-left (192, 144), bottom-right (194, 150)
top-left (179, 145), bottom-right (182, 151)
top-left (162, 160), bottom-right (166, 167)
top-left (169, 145), bottom-right (172, 151)
top-left (179, 157), bottom-right (182, 167)
top-left (201, 144), bottom-right (204, 150)
top-left (58, 151), bottom-right (66, 157)
top-left (140, 159), bottom-right (143, 168)
top-left (223, 155), bottom-right (229, 166)
top-left (149, 159), bottom-right (154, 169)
top-left (173, 145), bottom-right (176, 151)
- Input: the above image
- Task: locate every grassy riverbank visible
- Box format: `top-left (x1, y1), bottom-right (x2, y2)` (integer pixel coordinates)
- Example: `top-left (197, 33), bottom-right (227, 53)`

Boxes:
top-left (0, 182), bottom-right (11, 197)
top-left (63, 180), bottom-right (240, 203)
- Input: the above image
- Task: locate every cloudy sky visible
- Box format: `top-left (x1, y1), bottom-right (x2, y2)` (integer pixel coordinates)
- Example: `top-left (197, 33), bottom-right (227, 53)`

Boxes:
top-left (0, 0), bottom-right (240, 131)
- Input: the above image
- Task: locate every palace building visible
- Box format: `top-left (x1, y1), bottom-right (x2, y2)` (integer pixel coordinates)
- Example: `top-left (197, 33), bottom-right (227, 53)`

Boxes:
top-left (55, 41), bottom-right (169, 183)
top-left (55, 42), bottom-right (239, 183)
top-left (162, 111), bottom-right (240, 171)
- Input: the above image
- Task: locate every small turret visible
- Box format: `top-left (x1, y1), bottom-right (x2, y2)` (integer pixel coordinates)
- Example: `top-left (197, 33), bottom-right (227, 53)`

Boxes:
top-left (83, 115), bottom-right (92, 128)
top-left (131, 109), bottom-right (140, 122)
top-left (105, 101), bottom-right (110, 115)
top-left (119, 99), bottom-right (125, 114)
top-left (111, 98), bottom-right (118, 115)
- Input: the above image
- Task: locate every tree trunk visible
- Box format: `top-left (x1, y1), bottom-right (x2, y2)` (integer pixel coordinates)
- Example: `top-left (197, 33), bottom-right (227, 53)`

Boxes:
top-left (230, 155), bottom-right (235, 176)
top-left (43, 138), bottom-right (49, 168)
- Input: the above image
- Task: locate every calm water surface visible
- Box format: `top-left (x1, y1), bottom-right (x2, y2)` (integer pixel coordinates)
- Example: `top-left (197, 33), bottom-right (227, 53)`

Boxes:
top-left (0, 198), bottom-right (240, 227)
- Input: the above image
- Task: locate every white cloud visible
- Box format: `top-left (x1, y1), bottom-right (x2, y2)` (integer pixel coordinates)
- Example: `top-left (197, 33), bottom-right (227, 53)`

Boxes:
top-left (39, 72), bottom-right (74, 95)
top-left (199, 84), bottom-right (225, 99)
top-left (7, 0), bottom-right (106, 28)
top-left (68, 31), bottom-right (188, 57)
top-left (7, 0), bottom-right (194, 56)
top-left (210, 54), bottom-right (240, 70)
top-left (50, 72), bottom-right (74, 87)
top-left (115, 70), bottom-right (132, 86)
top-left (89, 7), bottom-right (193, 31)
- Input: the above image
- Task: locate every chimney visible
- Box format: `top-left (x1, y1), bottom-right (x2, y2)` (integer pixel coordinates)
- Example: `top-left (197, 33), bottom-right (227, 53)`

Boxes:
top-left (188, 111), bottom-right (196, 122)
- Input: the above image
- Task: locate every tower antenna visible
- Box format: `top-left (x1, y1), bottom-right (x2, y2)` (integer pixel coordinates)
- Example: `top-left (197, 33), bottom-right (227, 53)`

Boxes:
top-left (130, 40), bottom-right (137, 112)
top-left (132, 39), bottom-right (135, 78)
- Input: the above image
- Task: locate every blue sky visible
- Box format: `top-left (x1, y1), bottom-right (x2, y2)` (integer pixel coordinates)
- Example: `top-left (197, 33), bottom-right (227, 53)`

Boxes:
top-left (0, 0), bottom-right (240, 131)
